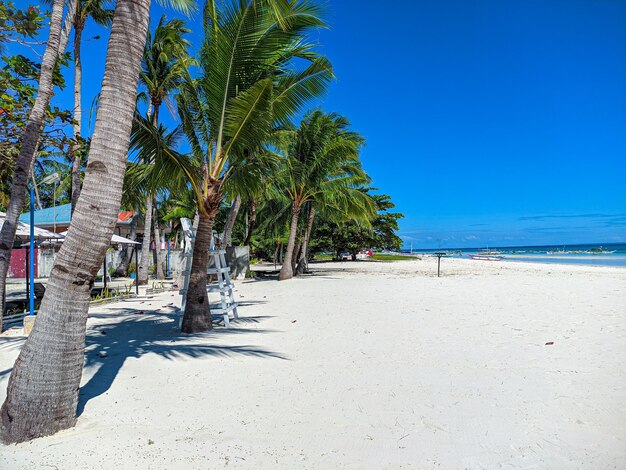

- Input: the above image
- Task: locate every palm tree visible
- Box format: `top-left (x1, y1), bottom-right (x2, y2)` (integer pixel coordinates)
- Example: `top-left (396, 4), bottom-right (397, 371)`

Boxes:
top-left (0, 0), bottom-right (72, 317)
top-left (0, 0), bottom-right (194, 444)
top-left (275, 110), bottom-right (373, 280)
top-left (221, 148), bottom-right (279, 246)
top-left (299, 183), bottom-right (375, 273)
top-left (65, 0), bottom-right (115, 211)
top-left (137, 15), bottom-right (191, 284)
top-left (137, 15), bottom-right (190, 284)
top-left (175, 0), bottom-right (332, 332)
top-left (125, 113), bottom-right (198, 280)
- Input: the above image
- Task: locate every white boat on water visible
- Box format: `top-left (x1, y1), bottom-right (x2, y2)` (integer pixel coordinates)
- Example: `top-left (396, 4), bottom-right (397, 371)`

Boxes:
top-left (472, 248), bottom-right (504, 261)
top-left (547, 246), bottom-right (618, 255)
top-left (471, 254), bottom-right (502, 261)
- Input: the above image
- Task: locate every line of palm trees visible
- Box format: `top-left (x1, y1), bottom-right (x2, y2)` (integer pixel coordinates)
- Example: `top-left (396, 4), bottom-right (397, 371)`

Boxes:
top-left (0, 0), bottom-right (379, 444)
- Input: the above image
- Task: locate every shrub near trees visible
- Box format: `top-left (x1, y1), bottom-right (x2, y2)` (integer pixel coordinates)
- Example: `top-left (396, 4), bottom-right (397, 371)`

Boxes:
top-left (310, 193), bottom-right (404, 260)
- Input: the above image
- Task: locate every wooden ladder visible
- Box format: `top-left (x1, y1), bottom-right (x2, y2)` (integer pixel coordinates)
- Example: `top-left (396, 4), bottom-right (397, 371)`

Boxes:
top-left (207, 233), bottom-right (239, 326)
top-left (178, 218), bottom-right (239, 327)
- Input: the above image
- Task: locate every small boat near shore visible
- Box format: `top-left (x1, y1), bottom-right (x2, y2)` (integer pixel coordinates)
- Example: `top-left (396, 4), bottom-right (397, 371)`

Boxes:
top-left (471, 248), bottom-right (504, 261)
top-left (471, 255), bottom-right (502, 261)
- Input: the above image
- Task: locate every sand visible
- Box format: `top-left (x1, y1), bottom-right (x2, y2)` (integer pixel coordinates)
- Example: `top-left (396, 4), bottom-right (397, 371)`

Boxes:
top-left (1, 257), bottom-right (625, 469)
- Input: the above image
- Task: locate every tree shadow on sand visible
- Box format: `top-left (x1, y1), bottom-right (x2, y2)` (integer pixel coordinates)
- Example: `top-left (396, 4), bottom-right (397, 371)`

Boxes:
top-left (77, 308), bottom-right (286, 416)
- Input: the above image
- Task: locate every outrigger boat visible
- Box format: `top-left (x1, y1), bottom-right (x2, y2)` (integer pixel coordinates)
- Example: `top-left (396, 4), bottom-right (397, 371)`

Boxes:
top-left (471, 254), bottom-right (502, 261)
top-left (471, 247), bottom-right (503, 261)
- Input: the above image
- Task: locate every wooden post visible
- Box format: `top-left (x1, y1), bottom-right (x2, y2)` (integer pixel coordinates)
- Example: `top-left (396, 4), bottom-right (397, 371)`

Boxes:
top-left (434, 252), bottom-right (446, 277)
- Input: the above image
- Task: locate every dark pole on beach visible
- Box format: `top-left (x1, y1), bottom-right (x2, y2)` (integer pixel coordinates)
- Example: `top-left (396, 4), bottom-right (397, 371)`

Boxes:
top-left (103, 253), bottom-right (107, 291)
top-left (435, 252), bottom-right (445, 277)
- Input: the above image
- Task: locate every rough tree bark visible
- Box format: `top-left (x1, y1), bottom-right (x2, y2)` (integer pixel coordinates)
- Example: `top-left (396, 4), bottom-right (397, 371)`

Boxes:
top-left (0, 0), bottom-right (66, 318)
top-left (279, 202), bottom-right (301, 280)
top-left (291, 233), bottom-right (302, 274)
top-left (0, 0), bottom-right (151, 443)
top-left (70, 18), bottom-right (84, 213)
top-left (137, 194), bottom-right (153, 285)
top-left (221, 195), bottom-right (241, 247)
top-left (153, 200), bottom-right (164, 279)
top-left (122, 212), bottom-right (137, 275)
top-left (242, 201), bottom-right (257, 247)
top-left (273, 240), bottom-right (280, 266)
top-left (181, 181), bottom-right (222, 333)
top-left (296, 205), bottom-right (315, 274)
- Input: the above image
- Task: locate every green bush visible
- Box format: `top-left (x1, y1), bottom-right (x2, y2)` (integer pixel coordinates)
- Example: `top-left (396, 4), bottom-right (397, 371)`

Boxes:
top-left (128, 262), bottom-right (136, 275)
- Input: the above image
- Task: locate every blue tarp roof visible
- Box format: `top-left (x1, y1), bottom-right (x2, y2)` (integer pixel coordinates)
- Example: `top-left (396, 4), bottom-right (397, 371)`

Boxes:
top-left (19, 203), bottom-right (72, 226)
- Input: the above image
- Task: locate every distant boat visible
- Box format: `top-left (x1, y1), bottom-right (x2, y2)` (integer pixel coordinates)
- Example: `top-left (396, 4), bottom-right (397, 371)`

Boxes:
top-left (473, 247), bottom-right (504, 259)
top-left (471, 253), bottom-right (502, 261)
top-left (589, 246), bottom-right (616, 255)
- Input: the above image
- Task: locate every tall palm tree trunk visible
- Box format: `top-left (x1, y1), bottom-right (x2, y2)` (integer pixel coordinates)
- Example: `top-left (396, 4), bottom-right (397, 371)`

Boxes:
top-left (243, 201), bottom-right (257, 246)
top-left (0, 0), bottom-right (66, 317)
top-left (279, 202), bottom-right (301, 280)
top-left (147, 108), bottom-right (164, 279)
top-left (297, 205), bottom-right (315, 274)
top-left (0, 0), bottom-right (151, 443)
top-left (291, 233), bottom-right (302, 273)
top-left (70, 21), bottom-right (84, 213)
top-left (222, 195), bottom-right (241, 247)
top-left (181, 178), bottom-right (222, 333)
top-left (122, 212), bottom-right (136, 275)
top-left (138, 194), bottom-right (153, 284)
top-left (153, 201), bottom-right (165, 279)
top-left (181, 211), bottom-right (213, 333)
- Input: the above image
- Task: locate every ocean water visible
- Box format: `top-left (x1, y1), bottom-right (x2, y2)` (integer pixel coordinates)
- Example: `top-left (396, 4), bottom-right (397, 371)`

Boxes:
top-left (404, 243), bottom-right (626, 267)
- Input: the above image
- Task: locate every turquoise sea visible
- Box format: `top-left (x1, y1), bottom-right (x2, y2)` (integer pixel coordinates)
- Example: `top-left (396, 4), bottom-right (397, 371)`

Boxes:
top-left (404, 243), bottom-right (626, 267)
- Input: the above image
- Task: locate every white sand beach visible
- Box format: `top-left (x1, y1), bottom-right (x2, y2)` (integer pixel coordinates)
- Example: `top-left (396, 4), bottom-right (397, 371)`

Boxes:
top-left (1, 258), bottom-right (625, 469)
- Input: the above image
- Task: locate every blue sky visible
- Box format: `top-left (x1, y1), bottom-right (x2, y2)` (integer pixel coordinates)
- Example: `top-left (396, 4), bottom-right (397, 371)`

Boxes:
top-left (18, 0), bottom-right (626, 248)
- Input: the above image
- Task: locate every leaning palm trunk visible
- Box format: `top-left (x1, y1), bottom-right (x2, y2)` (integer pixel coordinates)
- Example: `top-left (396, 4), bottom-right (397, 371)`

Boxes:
top-left (279, 203), bottom-right (301, 280)
top-left (222, 195), bottom-right (241, 247)
top-left (0, 0), bottom-right (151, 443)
top-left (138, 194), bottom-right (153, 284)
top-left (291, 233), bottom-right (302, 274)
top-left (296, 205), bottom-right (315, 274)
top-left (70, 22), bottom-right (84, 212)
top-left (0, 0), bottom-right (66, 317)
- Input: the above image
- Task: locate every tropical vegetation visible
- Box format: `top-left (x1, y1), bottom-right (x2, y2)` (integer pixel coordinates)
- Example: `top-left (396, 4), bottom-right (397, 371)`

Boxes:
top-left (0, 0), bottom-right (404, 444)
